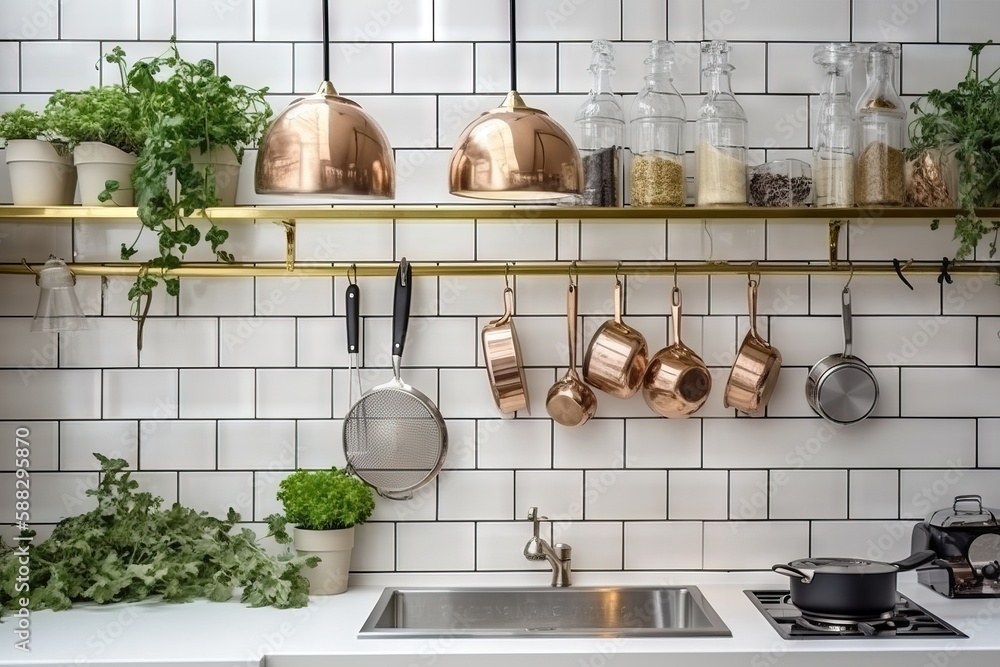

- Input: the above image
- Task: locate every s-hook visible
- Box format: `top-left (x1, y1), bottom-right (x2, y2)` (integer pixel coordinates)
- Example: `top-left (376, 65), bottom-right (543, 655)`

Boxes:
top-left (938, 257), bottom-right (954, 285)
top-left (505, 263), bottom-right (512, 289)
top-left (673, 263), bottom-right (679, 289)
top-left (348, 263), bottom-right (358, 286)
top-left (747, 261), bottom-right (761, 285)
top-left (843, 261), bottom-right (855, 291)
top-left (615, 261), bottom-right (623, 286)
top-left (893, 258), bottom-right (914, 290)
top-left (569, 261), bottom-right (578, 288)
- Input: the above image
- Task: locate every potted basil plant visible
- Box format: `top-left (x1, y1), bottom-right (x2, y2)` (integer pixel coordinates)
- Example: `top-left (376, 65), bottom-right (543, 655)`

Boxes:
top-left (0, 105), bottom-right (75, 205)
top-left (270, 468), bottom-right (375, 595)
top-left (45, 47), bottom-right (145, 206)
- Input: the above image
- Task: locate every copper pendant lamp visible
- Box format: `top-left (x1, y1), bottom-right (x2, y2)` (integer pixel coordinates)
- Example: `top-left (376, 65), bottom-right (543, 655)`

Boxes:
top-left (448, 0), bottom-right (582, 200)
top-left (255, 0), bottom-right (395, 197)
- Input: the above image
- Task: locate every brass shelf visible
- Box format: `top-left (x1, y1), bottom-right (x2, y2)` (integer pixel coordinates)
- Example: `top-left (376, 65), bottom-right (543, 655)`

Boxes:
top-left (0, 204), bottom-right (996, 221)
top-left (0, 261), bottom-right (995, 278)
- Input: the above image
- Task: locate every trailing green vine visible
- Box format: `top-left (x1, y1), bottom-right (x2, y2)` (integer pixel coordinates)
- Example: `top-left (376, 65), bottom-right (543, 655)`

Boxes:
top-left (909, 41), bottom-right (1000, 260)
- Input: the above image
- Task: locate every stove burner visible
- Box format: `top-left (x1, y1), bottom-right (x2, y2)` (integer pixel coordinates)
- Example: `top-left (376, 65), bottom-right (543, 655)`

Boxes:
top-left (745, 590), bottom-right (967, 640)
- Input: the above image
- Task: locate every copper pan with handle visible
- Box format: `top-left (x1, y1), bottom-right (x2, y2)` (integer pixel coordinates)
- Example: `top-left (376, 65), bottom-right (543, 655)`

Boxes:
top-left (723, 277), bottom-right (782, 417)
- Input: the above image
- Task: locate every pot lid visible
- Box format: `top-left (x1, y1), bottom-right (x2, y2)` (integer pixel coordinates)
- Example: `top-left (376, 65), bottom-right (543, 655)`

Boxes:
top-left (928, 495), bottom-right (1000, 528)
top-left (787, 557), bottom-right (898, 575)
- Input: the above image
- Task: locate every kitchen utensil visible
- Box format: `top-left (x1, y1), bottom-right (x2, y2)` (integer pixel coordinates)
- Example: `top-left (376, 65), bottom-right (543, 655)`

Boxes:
top-left (723, 278), bottom-right (781, 416)
top-left (772, 552), bottom-right (936, 618)
top-left (911, 495), bottom-right (1000, 597)
top-left (482, 282), bottom-right (530, 415)
top-left (641, 285), bottom-right (711, 417)
top-left (346, 276), bottom-right (362, 405)
top-left (546, 281), bottom-right (597, 427)
top-left (583, 276), bottom-right (648, 398)
top-left (343, 259), bottom-right (448, 500)
top-left (805, 286), bottom-right (878, 424)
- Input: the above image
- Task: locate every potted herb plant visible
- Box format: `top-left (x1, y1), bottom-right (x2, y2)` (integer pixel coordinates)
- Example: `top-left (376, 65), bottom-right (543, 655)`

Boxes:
top-left (45, 48), bottom-right (145, 206)
top-left (118, 39), bottom-right (271, 321)
top-left (908, 41), bottom-right (1000, 259)
top-left (0, 104), bottom-right (75, 205)
top-left (270, 468), bottom-right (375, 595)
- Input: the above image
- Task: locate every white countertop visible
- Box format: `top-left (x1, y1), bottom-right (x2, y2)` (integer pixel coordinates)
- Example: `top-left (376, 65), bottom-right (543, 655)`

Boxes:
top-left (2, 571), bottom-right (999, 667)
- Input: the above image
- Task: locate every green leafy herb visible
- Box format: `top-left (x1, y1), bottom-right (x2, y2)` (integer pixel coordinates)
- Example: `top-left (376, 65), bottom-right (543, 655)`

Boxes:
top-left (274, 468), bottom-right (375, 531)
top-left (0, 105), bottom-right (49, 144)
top-left (0, 454), bottom-right (314, 619)
top-left (909, 41), bottom-right (1000, 259)
top-left (118, 38), bottom-right (271, 310)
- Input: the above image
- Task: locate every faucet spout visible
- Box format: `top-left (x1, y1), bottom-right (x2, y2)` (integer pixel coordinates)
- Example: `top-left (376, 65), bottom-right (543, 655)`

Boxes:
top-left (523, 507), bottom-right (572, 587)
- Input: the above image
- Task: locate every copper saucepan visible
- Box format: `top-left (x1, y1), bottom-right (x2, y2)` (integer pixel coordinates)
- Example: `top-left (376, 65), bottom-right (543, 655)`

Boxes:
top-left (546, 281), bottom-right (597, 427)
top-left (482, 285), bottom-right (529, 415)
top-left (583, 278), bottom-right (648, 399)
top-left (724, 278), bottom-right (781, 416)
top-left (642, 285), bottom-right (712, 417)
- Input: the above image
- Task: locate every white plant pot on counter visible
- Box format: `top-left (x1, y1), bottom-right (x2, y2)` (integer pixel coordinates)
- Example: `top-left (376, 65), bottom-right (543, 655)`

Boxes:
top-left (190, 145), bottom-right (241, 206)
top-left (293, 525), bottom-right (354, 595)
top-left (5, 139), bottom-right (76, 205)
top-left (74, 141), bottom-right (136, 206)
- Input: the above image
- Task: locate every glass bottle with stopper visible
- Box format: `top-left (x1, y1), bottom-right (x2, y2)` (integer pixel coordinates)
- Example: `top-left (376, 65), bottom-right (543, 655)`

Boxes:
top-left (695, 40), bottom-right (748, 206)
top-left (813, 43), bottom-right (858, 208)
top-left (629, 40), bottom-right (687, 207)
top-left (574, 39), bottom-right (625, 207)
top-left (855, 43), bottom-right (905, 207)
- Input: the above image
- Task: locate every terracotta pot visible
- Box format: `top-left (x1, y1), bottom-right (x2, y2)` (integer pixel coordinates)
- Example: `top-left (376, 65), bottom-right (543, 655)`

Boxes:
top-left (293, 525), bottom-right (354, 595)
top-left (74, 141), bottom-right (136, 206)
top-left (5, 139), bottom-right (76, 205)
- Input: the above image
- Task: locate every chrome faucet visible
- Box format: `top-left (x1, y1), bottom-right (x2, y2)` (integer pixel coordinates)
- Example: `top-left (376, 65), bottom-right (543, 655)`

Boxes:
top-left (523, 507), bottom-right (572, 587)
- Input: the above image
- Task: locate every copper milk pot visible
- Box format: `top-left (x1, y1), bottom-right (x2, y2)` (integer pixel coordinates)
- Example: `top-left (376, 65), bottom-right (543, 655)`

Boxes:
top-left (723, 278), bottom-right (782, 416)
top-left (482, 286), bottom-right (529, 415)
top-left (583, 278), bottom-right (649, 398)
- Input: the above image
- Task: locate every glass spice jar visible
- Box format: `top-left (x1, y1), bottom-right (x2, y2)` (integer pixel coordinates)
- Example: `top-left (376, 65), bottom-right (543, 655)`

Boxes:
top-left (855, 43), bottom-right (905, 207)
top-left (629, 41), bottom-right (687, 207)
top-left (813, 43), bottom-right (858, 208)
top-left (695, 40), bottom-right (748, 206)
top-left (574, 39), bottom-right (625, 207)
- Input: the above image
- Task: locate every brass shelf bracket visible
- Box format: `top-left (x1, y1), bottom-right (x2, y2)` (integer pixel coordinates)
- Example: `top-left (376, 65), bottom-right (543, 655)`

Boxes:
top-left (275, 220), bottom-right (296, 271)
top-left (829, 219), bottom-right (847, 268)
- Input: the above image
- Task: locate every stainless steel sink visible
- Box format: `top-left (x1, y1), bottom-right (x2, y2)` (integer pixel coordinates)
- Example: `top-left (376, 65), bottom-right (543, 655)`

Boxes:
top-left (359, 586), bottom-right (731, 638)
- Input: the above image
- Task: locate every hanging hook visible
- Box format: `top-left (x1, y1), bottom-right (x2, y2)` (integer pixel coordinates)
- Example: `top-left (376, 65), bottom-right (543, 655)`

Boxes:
top-left (20, 258), bottom-right (39, 285)
top-left (569, 261), bottom-right (578, 288)
top-left (615, 261), bottom-right (623, 285)
top-left (938, 257), bottom-right (954, 285)
top-left (843, 260), bottom-right (855, 291)
top-left (747, 261), bottom-right (760, 285)
top-left (348, 263), bottom-right (357, 286)
top-left (892, 258), bottom-right (914, 290)
top-left (504, 263), bottom-right (512, 289)
top-left (673, 263), bottom-right (679, 289)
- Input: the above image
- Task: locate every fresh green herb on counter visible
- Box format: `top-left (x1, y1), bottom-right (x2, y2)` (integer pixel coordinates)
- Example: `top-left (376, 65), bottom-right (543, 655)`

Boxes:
top-left (271, 468), bottom-right (375, 532)
top-left (0, 454), bottom-right (315, 619)
top-left (908, 41), bottom-right (1000, 259)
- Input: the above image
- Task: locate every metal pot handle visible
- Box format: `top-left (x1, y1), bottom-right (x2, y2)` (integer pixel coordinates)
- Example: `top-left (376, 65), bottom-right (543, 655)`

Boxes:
top-left (490, 287), bottom-right (514, 327)
top-left (954, 494), bottom-right (984, 514)
top-left (772, 564), bottom-right (813, 583)
top-left (747, 279), bottom-right (762, 342)
top-left (613, 279), bottom-right (624, 325)
top-left (841, 286), bottom-right (854, 358)
top-left (891, 550), bottom-right (937, 572)
top-left (670, 286), bottom-right (682, 345)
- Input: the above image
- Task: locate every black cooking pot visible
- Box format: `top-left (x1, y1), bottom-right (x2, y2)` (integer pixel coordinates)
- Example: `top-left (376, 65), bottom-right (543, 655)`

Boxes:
top-left (912, 495), bottom-right (1000, 562)
top-left (772, 551), bottom-right (936, 618)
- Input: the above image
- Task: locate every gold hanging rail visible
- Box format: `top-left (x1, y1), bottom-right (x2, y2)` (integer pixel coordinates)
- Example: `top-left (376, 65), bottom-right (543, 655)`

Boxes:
top-left (1, 205), bottom-right (998, 221)
top-left (1, 260), bottom-right (995, 278)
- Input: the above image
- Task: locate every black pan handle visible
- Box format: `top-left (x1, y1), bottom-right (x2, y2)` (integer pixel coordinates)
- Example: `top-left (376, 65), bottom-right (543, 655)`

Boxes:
top-left (392, 258), bottom-right (413, 357)
top-left (892, 550), bottom-right (937, 572)
top-left (772, 564), bottom-right (812, 583)
top-left (346, 283), bottom-right (360, 354)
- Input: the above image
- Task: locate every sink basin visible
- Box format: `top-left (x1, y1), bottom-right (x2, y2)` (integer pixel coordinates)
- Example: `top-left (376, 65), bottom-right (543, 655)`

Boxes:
top-left (359, 586), bottom-right (731, 638)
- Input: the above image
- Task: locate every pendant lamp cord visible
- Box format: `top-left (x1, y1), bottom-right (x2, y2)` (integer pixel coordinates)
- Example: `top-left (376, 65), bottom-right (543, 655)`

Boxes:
top-left (322, 0), bottom-right (331, 82)
top-left (509, 0), bottom-right (517, 90)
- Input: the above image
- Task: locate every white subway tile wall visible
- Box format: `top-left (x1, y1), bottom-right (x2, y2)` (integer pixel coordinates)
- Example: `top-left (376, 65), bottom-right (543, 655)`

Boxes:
top-left (0, 0), bottom-right (997, 574)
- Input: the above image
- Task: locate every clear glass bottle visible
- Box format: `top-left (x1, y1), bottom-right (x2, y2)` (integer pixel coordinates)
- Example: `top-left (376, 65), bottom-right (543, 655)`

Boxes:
top-left (695, 40), bottom-right (747, 206)
top-left (855, 43), bottom-right (905, 206)
top-left (575, 39), bottom-right (625, 207)
top-left (813, 43), bottom-right (858, 208)
top-left (629, 41), bottom-right (687, 207)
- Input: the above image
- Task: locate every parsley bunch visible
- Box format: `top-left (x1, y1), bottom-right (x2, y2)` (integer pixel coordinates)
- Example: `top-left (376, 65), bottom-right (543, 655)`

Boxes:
top-left (0, 105), bottom-right (50, 144)
top-left (0, 455), bottom-right (313, 619)
top-left (909, 42), bottom-right (1000, 259)
top-left (274, 468), bottom-right (375, 531)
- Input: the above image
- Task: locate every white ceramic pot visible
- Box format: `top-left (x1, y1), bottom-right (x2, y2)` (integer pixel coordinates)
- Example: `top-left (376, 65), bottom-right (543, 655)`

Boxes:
top-left (74, 141), bottom-right (136, 206)
top-left (5, 139), bottom-right (76, 205)
top-left (190, 146), bottom-right (241, 206)
top-left (293, 525), bottom-right (354, 595)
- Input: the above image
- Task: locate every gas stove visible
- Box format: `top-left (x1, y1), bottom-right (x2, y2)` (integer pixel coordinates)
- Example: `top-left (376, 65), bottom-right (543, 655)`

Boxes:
top-left (745, 590), bottom-right (967, 639)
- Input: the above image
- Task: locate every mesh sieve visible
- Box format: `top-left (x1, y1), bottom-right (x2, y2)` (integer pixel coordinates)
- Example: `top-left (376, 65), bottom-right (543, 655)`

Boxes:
top-left (343, 385), bottom-right (446, 497)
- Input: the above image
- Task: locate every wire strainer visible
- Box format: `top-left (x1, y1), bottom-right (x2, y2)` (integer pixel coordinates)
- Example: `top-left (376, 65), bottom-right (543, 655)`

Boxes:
top-left (343, 259), bottom-right (447, 500)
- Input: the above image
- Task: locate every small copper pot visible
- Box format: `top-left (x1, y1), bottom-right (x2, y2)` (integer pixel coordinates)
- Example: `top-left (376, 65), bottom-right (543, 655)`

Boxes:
top-left (641, 286), bottom-right (712, 417)
top-left (482, 287), bottom-right (529, 415)
top-left (546, 283), bottom-right (597, 427)
top-left (724, 279), bottom-right (782, 417)
top-left (583, 279), bottom-right (648, 399)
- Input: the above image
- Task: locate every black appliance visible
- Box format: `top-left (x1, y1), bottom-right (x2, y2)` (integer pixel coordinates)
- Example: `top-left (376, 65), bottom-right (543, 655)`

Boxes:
top-left (745, 590), bottom-right (966, 639)
top-left (912, 494), bottom-right (1000, 598)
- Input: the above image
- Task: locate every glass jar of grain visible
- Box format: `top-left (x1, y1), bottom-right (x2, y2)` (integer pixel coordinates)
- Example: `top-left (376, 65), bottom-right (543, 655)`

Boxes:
top-left (574, 40), bottom-right (625, 207)
top-left (813, 43), bottom-right (858, 207)
top-left (695, 40), bottom-right (748, 206)
top-left (629, 41), bottom-right (687, 207)
top-left (855, 43), bottom-right (905, 207)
